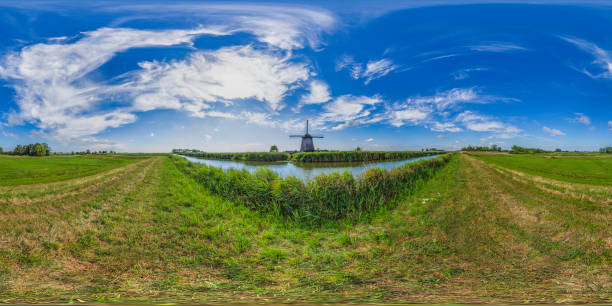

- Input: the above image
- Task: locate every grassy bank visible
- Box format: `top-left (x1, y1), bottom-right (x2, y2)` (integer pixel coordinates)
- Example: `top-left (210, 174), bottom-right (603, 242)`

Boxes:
top-left (292, 150), bottom-right (442, 162)
top-left (0, 154), bottom-right (609, 303)
top-left (182, 152), bottom-right (290, 162)
top-left (171, 153), bottom-right (452, 222)
top-left (0, 155), bottom-right (143, 186)
top-left (472, 152), bottom-right (612, 185)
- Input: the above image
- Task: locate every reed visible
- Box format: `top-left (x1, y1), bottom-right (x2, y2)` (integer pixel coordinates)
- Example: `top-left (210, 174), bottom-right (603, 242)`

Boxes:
top-left (171, 153), bottom-right (452, 222)
top-left (291, 150), bottom-right (442, 163)
top-left (182, 152), bottom-right (290, 162)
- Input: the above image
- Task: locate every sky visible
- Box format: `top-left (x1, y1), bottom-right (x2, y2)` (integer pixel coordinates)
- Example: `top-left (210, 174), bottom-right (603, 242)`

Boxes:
top-left (0, 0), bottom-right (611, 152)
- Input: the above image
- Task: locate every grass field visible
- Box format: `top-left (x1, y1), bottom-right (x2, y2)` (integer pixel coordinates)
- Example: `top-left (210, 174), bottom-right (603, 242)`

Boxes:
top-left (0, 155), bottom-right (143, 186)
top-left (0, 153), bottom-right (610, 303)
top-left (472, 153), bottom-right (612, 185)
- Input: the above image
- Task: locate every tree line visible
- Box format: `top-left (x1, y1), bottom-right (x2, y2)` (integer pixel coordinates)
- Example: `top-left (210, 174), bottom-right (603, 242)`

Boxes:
top-left (5, 143), bottom-right (51, 156)
top-left (461, 144), bottom-right (503, 152)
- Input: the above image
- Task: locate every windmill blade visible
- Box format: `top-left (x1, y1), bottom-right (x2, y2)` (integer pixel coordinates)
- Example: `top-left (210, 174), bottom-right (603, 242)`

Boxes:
top-left (289, 135), bottom-right (303, 137)
top-left (311, 135), bottom-right (324, 138)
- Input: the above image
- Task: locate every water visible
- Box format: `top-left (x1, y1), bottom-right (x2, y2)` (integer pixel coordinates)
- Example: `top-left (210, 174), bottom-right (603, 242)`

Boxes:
top-left (179, 154), bottom-right (441, 181)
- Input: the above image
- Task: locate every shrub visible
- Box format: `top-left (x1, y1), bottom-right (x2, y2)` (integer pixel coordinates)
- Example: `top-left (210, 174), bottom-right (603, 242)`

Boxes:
top-left (291, 151), bottom-right (442, 163)
top-left (171, 153), bottom-right (453, 223)
top-left (181, 152), bottom-right (290, 162)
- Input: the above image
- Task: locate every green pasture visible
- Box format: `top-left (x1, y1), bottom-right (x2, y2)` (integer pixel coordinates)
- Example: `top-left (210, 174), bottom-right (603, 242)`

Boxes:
top-left (473, 153), bottom-right (612, 185)
top-left (0, 155), bottom-right (142, 186)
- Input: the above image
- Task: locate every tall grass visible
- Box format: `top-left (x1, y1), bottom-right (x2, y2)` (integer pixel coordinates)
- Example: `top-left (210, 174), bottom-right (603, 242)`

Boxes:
top-left (171, 153), bottom-right (452, 222)
top-left (291, 150), bottom-right (442, 162)
top-left (182, 152), bottom-right (290, 162)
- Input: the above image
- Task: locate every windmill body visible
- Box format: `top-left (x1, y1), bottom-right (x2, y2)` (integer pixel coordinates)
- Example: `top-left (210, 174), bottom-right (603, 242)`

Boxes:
top-left (290, 120), bottom-right (323, 152)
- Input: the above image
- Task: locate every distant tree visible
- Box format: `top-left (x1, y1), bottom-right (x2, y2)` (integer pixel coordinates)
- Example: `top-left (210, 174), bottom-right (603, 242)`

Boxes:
top-left (0, 147), bottom-right (3, 154)
top-left (9, 143), bottom-right (50, 156)
top-left (269, 145), bottom-right (279, 152)
top-left (600, 146), bottom-right (612, 153)
top-left (555, 148), bottom-right (562, 152)
top-left (510, 145), bottom-right (547, 154)
top-left (86, 149), bottom-right (91, 154)
top-left (355, 146), bottom-right (362, 152)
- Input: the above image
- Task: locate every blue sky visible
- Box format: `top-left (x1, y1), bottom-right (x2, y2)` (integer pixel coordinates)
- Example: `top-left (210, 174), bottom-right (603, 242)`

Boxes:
top-left (0, 1), bottom-right (611, 152)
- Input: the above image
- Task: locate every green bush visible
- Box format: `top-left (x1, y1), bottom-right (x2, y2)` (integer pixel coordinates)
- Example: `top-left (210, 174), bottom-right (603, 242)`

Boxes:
top-left (181, 152), bottom-right (290, 162)
top-left (291, 151), bottom-right (442, 163)
top-left (171, 153), bottom-right (453, 223)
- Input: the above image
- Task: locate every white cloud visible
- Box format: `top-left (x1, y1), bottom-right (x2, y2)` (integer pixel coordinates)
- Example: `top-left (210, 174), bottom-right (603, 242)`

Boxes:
top-left (204, 134), bottom-right (212, 143)
top-left (108, 3), bottom-right (336, 50)
top-left (569, 112), bottom-right (591, 125)
top-left (241, 111), bottom-right (276, 127)
top-left (129, 45), bottom-right (310, 112)
top-left (0, 27), bottom-right (227, 142)
top-left (300, 80), bottom-right (331, 104)
top-left (561, 37), bottom-right (612, 79)
top-left (542, 126), bottom-right (566, 136)
top-left (469, 42), bottom-right (528, 52)
top-left (384, 88), bottom-right (487, 129)
top-left (150, 132), bottom-right (155, 137)
top-left (316, 95), bottom-right (383, 130)
top-left (362, 59), bottom-right (398, 84)
top-left (608, 121), bottom-right (612, 131)
top-left (366, 138), bottom-right (374, 142)
top-left (430, 122), bottom-right (463, 132)
top-left (0, 28), bottom-right (313, 146)
top-left (452, 67), bottom-right (488, 80)
top-left (456, 111), bottom-right (521, 134)
top-left (206, 111), bottom-right (237, 119)
top-left (336, 56), bottom-right (398, 84)
top-left (2, 131), bottom-right (16, 137)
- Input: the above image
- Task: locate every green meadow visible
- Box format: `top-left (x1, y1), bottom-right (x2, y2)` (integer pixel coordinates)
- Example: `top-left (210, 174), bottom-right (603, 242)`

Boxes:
top-left (473, 153), bottom-right (612, 185)
top-left (0, 153), bottom-right (610, 303)
top-left (0, 155), bottom-right (142, 186)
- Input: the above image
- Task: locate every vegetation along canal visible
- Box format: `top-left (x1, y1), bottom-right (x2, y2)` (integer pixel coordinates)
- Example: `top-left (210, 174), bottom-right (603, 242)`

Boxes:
top-left (178, 154), bottom-right (441, 180)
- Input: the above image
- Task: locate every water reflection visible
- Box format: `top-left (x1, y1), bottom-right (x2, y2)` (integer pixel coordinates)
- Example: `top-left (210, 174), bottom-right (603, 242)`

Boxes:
top-left (179, 154), bottom-right (440, 181)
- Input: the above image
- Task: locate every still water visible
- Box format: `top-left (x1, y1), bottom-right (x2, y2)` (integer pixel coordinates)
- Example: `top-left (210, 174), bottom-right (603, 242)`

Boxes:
top-left (180, 154), bottom-right (440, 181)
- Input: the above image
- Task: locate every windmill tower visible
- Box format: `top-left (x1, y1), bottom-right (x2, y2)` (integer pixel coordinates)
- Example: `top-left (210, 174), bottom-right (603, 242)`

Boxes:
top-left (290, 120), bottom-right (323, 152)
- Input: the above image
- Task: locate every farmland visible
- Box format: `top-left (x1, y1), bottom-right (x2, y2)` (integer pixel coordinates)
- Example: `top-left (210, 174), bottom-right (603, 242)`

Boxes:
top-left (0, 153), bottom-right (610, 303)
top-left (472, 153), bottom-right (612, 185)
top-left (0, 155), bottom-right (142, 186)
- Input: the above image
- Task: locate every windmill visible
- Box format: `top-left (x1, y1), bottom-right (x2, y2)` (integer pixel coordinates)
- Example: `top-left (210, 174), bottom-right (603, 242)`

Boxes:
top-left (290, 120), bottom-right (323, 152)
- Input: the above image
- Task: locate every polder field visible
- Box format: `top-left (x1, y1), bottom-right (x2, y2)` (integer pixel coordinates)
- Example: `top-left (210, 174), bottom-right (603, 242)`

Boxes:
top-left (0, 152), bottom-right (610, 303)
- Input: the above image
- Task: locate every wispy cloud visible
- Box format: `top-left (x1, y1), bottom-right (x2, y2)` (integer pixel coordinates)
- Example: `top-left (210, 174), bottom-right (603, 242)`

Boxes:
top-left (0, 4), bottom-right (337, 148)
top-left (569, 112), bottom-right (591, 125)
top-left (336, 56), bottom-right (399, 84)
top-left (366, 138), bottom-right (374, 142)
top-left (456, 111), bottom-right (521, 135)
top-left (0, 28), bottom-right (314, 146)
top-left (542, 126), bottom-right (566, 136)
top-left (451, 67), bottom-right (488, 80)
top-left (561, 37), bottom-right (612, 79)
top-left (105, 3), bottom-right (337, 50)
top-left (469, 42), bottom-right (528, 52)
top-left (317, 95), bottom-right (383, 130)
top-left (2, 131), bottom-right (16, 138)
top-left (307, 88), bottom-right (518, 136)
top-left (608, 121), bottom-right (612, 131)
top-left (129, 45), bottom-right (310, 112)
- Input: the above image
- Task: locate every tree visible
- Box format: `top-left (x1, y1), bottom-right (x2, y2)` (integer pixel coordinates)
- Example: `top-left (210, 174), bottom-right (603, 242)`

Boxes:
top-left (269, 145), bottom-right (279, 152)
top-left (555, 148), bottom-right (562, 152)
top-left (355, 147), bottom-right (362, 152)
top-left (0, 147), bottom-right (3, 154)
